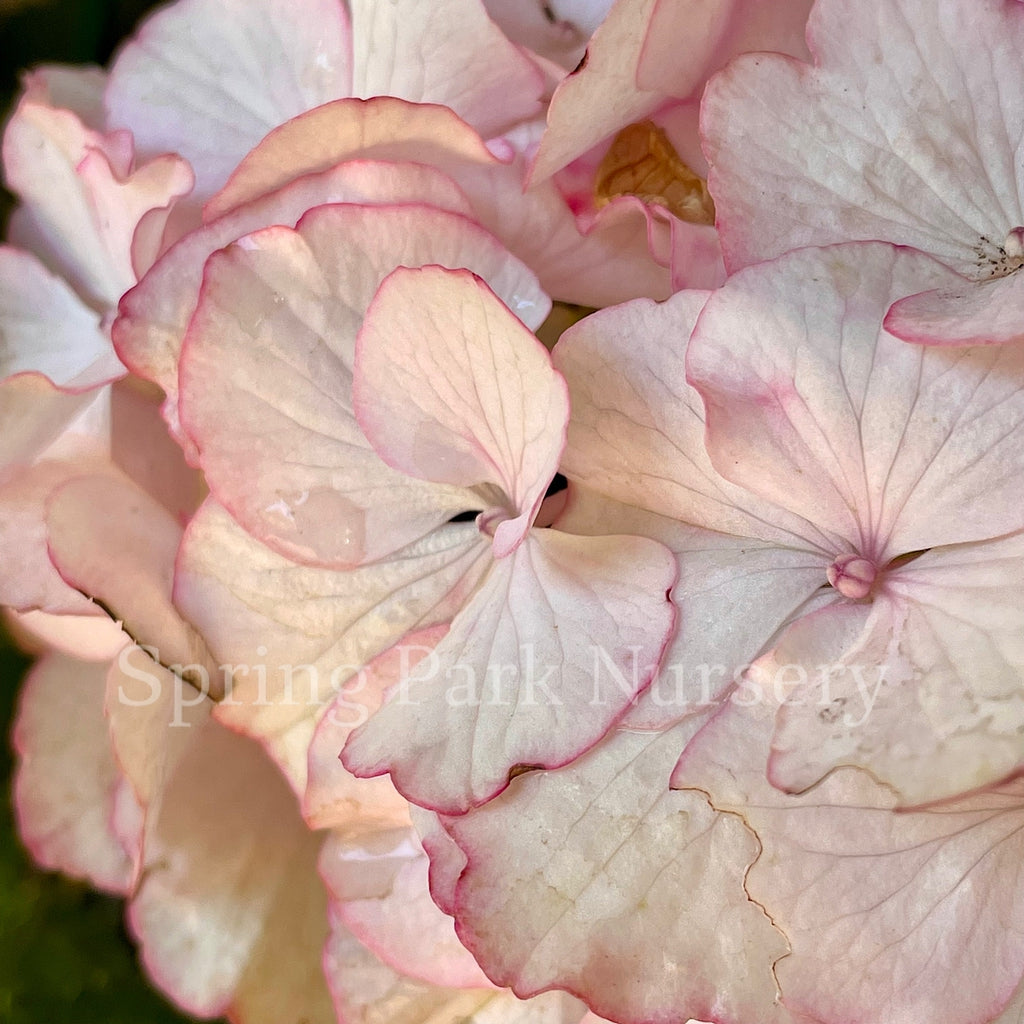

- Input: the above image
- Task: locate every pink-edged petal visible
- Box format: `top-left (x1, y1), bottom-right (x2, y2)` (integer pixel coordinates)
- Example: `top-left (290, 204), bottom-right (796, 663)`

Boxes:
top-left (321, 827), bottom-right (493, 989)
top-left (46, 472), bottom-right (213, 671)
top-left (356, 266), bottom-right (566, 548)
top-left (531, 0), bottom-right (812, 184)
top-left (20, 65), bottom-right (108, 130)
top-left (111, 673), bottom-right (334, 1021)
top-left (105, 0), bottom-right (353, 200)
top-left (446, 717), bottom-right (788, 1024)
top-left (704, 0), bottom-right (1024, 276)
top-left (12, 653), bottom-right (134, 894)
top-left (305, 631), bottom-right (445, 832)
top-left (205, 97), bottom-right (498, 222)
top-left (203, 97), bottom-right (672, 306)
top-left (0, 247), bottom-right (121, 387)
top-left (885, 268), bottom-right (1024, 347)
top-left (676, 696), bottom-right (1024, 1024)
top-left (0, 459), bottom-right (107, 614)
top-left (114, 157), bottom-right (475, 457)
top-left (344, 527), bottom-right (677, 814)
top-left (688, 242), bottom-right (1024, 556)
top-left (179, 205), bottom-right (546, 567)
top-left (3, 92), bottom-right (192, 307)
top-left (324, 919), bottom-right (594, 1024)
top-left (174, 499), bottom-right (491, 795)
top-left (530, 0), bottom-right (660, 185)
top-left (348, 0), bottom-right (544, 139)
top-left (410, 805), bottom-right (465, 917)
top-left (556, 487), bottom-right (832, 729)
top-left (553, 288), bottom-right (827, 548)
top-left (765, 530), bottom-right (1024, 806)
top-left (457, 138), bottom-right (674, 306)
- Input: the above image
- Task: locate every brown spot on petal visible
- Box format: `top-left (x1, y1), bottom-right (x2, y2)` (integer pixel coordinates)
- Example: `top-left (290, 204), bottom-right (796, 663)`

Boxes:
top-left (594, 121), bottom-right (715, 225)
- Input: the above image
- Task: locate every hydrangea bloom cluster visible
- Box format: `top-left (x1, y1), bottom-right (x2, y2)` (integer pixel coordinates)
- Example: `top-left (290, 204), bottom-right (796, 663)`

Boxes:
top-left (3, 0), bottom-right (1024, 1021)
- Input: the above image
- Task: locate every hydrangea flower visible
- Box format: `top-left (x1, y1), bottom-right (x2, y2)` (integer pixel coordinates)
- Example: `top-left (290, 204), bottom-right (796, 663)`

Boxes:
top-left (703, 0), bottom-right (1024, 344)
top-left (555, 240), bottom-right (1024, 806)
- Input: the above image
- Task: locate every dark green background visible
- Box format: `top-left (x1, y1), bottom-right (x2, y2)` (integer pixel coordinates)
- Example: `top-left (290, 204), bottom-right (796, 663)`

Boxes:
top-left (1, 1), bottom-right (210, 1020)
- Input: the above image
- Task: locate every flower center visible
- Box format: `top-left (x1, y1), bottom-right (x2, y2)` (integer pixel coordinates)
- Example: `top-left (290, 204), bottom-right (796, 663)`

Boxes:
top-left (977, 227), bottom-right (1024, 279)
top-left (477, 507), bottom-right (512, 538)
top-left (593, 121), bottom-right (716, 225)
top-left (827, 554), bottom-right (877, 600)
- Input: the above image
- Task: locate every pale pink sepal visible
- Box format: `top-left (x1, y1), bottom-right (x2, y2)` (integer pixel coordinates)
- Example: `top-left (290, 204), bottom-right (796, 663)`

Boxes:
top-left (105, 0), bottom-right (353, 200)
top-left (355, 265), bottom-right (566, 554)
top-left (343, 527), bottom-right (677, 815)
top-left (12, 653), bottom-right (134, 894)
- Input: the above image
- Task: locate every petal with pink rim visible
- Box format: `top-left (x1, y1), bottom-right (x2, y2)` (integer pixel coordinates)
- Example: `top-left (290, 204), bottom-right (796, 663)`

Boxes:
top-left (552, 287), bottom-right (828, 548)
top-left (529, 0), bottom-right (660, 186)
top-left (675, 696), bottom-right (1024, 1024)
top-left (174, 500), bottom-right (491, 796)
top-left (3, 90), bottom-right (192, 307)
top-left (321, 826), bottom-right (493, 990)
top-left (531, 0), bottom-right (811, 184)
top-left (46, 471), bottom-right (214, 673)
top-left (355, 266), bottom-right (567, 556)
top-left (885, 268), bottom-right (1024, 347)
top-left (555, 488), bottom-right (833, 729)
top-left (444, 716), bottom-right (789, 1024)
top-left (105, 0), bottom-right (353, 201)
top-left (687, 243), bottom-right (1024, 557)
top-left (114, 158), bottom-right (474, 457)
top-left (304, 630), bottom-right (444, 833)
top-left (348, 0), bottom-right (544, 139)
top-left (13, 653), bottom-right (134, 894)
top-left (343, 528), bottom-right (677, 815)
top-left (204, 97), bottom-right (497, 222)
top-left (202, 97), bottom-right (674, 306)
top-left (178, 205), bottom-right (548, 568)
top-left (702, 0), bottom-right (1024, 343)
top-left (0, 458), bottom-right (110, 614)
top-left (763, 531), bottom-right (1024, 806)
top-left (110, 667), bottom-right (335, 1022)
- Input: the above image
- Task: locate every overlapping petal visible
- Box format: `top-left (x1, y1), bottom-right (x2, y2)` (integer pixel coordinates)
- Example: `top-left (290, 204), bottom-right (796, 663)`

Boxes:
top-left (114, 157), bottom-right (475, 457)
top-left (531, 0), bottom-right (812, 183)
top-left (764, 531), bottom-right (1024, 805)
top-left (4, 85), bottom-right (192, 307)
top-left (348, 0), bottom-right (544, 139)
top-left (676, 697), bottom-right (1024, 1024)
top-left (199, 97), bottom-right (673, 306)
top-left (344, 528), bottom-right (677, 813)
top-left (320, 827), bottom-right (493, 989)
top-left (553, 289), bottom-right (830, 548)
top-left (703, 0), bottom-right (1024, 342)
top-left (105, 0), bottom-right (353, 200)
top-left (688, 243), bottom-right (1024, 557)
top-left (12, 654), bottom-right (134, 894)
top-left (178, 204), bottom-right (547, 567)
top-left (444, 717), bottom-right (789, 1024)
top-left (324, 919), bottom-right (596, 1024)
top-left (174, 500), bottom-right (491, 794)
top-left (108, 660), bottom-right (335, 1022)
top-left (355, 266), bottom-right (567, 554)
